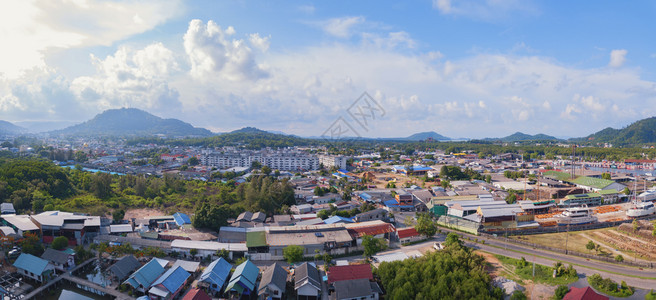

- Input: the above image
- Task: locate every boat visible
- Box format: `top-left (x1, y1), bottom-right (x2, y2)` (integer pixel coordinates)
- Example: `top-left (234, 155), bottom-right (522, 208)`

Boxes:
top-left (626, 202), bottom-right (656, 218)
top-left (637, 189), bottom-right (656, 202)
top-left (556, 205), bottom-right (597, 225)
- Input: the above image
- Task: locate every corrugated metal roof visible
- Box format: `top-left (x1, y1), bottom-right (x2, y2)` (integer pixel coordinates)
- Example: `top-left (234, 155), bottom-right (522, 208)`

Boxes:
top-left (173, 213), bottom-right (191, 226)
top-left (124, 259), bottom-right (165, 289)
top-left (152, 266), bottom-right (190, 293)
top-left (14, 253), bottom-right (49, 275)
top-left (327, 264), bottom-right (372, 284)
top-left (226, 260), bottom-right (259, 293)
top-left (199, 258), bottom-right (232, 288)
top-left (109, 255), bottom-right (140, 281)
top-left (246, 231), bottom-right (267, 248)
top-left (258, 263), bottom-right (287, 296)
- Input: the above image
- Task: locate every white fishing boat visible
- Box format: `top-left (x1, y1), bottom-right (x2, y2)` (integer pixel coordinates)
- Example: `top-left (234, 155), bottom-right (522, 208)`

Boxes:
top-left (626, 202), bottom-right (656, 218)
top-left (556, 205), bottom-right (597, 225)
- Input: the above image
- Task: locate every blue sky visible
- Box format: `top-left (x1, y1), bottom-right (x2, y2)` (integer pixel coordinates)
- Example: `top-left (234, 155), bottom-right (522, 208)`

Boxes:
top-left (1, 0), bottom-right (655, 138)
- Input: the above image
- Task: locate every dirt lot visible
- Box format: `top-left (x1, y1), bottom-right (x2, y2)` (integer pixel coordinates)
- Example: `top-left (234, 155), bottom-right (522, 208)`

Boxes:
top-left (124, 208), bottom-right (167, 220)
top-left (477, 251), bottom-right (555, 299)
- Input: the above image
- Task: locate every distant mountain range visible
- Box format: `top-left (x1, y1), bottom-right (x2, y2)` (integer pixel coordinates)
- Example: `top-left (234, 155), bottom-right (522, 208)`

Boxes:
top-left (575, 117), bottom-right (656, 145)
top-left (50, 108), bottom-right (213, 137)
top-left (0, 121), bottom-right (27, 135)
top-left (403, 131), bottom-right (451, 141)
top-left (484, 132), bottom-right (560, 142)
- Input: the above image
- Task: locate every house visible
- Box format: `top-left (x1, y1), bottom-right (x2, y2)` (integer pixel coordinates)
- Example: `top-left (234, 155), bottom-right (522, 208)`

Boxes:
top-left (13, 253), bottom-right (55, 282)
top-left (171, 260), bottom-right (201, 274)
top-left (30, 211), bottom-right (101, 246)
top-left (326, 264), bottom-right (373, 285)
top-left (344, 221), bottom-right (395, 246)
top-left (41, 248), bottom-right (75, 272)
top-left (236, 212), bottom-right (253, 222)
top-left (198, 258), bottom-right (232, 296)
top-left (181, 288), bottom-right (211, 300)
top-left (258, 263), bottom-right (287, 299)
top-left (252, 212), bottom-right (266, 223)
top-left (352, 209), bottom-right (388, 223)
top-left (0, 203), bottom-right (15, 215)
top-left (563, 286), bottom-right (608, 300)
top-left (294, 262), bottom-right (321, 300)
top-left (396, 227), bottom-right (422, 244)
top-left (333, 278), bottom-right (381, 300)
top-left (0, 214), bottom-right (39, 236)
top-left (109, 255), bottom-right (140, 282)
top-left (225, 260), bottom-right (260, 297)
top-left (148, 266), bottom-right (191, 300)
top-left (124, 259), bottom-right (166, 292)
top-left (173, 213), bottom-right (192, 227)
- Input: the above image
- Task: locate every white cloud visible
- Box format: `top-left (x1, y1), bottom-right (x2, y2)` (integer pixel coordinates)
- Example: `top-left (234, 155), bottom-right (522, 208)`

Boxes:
top-left (609, 49), bottom-right (628, 68)
top-left (322, 16), bottom-right (365, 38)
top-left (183, 19), bottom-right (268, 81)
top-left (432, 0), bottom-right (538, 22)
top-left (0, 0), bottom-right (182, 79)
top-left (249, 33), bottom-right (271, 52)
top-left (362, 31), bottom-right (417, 49)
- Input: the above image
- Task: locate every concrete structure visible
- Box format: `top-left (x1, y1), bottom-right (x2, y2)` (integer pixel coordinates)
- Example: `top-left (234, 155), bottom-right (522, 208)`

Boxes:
top-left (30, 211), bottom-right (101, 245)
top-left (170, 240), bottom-right (247, 260)
top-left (201, 149), bottom-right (319, 171)
top-left (319, 155), bottom-right (348, 170)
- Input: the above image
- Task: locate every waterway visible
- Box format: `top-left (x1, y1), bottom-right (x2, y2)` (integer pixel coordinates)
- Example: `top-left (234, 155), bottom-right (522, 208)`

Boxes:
top-left (77, 260), bottom-right (112, 288)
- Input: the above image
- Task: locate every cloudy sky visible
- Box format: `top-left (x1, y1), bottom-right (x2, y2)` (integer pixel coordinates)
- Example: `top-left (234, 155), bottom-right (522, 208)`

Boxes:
top-left (1, 0), bottom-right (656, 138)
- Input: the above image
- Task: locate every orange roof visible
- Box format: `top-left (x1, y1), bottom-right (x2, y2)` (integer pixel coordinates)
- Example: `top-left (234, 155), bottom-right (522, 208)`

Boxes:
top-left (327, 264), bottom-right (373, 284)
top-left (397, 227), bottom-right (419, 239)
top-left (346, 222), bottom-right (395, 238)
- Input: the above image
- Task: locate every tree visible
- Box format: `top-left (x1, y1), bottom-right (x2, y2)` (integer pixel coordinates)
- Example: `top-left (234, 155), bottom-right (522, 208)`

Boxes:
top-left (602, 173), bottom-right (612, 180)
top-left (623, 187), bottom-right (631, 196)
top-left (283, 245), bottom-right (304, 264)
top-left (415, 213), bottom-right (437, 238)
top-left (190, 248), bottom-right (198, 258)
top-left (362, 235), bottom-right (387, 257)
top-left (632, 219), bottom-right (639, 231)
top-left (510, 290), bottom-right (527, 300)
top-left (615, 254), bottom-right (624, 262)
top-left (261, 166), bottom-right (272, 176)
top-left (52, 236), bottom-right (69, 250)
top-left (188, 156), bottom-right (200, 166)
top-left (112, 209), bottom-right (125, 223)
top-left (554, 285), bottom-right (569, 300)
top-left (444, 232), bottom-right (463, 248)
top-left (586, 240), bottom-right (596, 253)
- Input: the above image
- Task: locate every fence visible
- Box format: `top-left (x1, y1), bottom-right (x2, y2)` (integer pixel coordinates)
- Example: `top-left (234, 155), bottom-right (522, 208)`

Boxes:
top-left (478, 233), bottom-right (654, 269)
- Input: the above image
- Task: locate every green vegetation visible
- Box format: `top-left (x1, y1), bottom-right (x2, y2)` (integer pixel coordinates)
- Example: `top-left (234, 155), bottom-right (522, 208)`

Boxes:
top-left (510, 290), bottom-right (527, 300)
top-left (51, 236), bottom-right (69, 250)
top-left (415, 213), bottom-right (437, 238)
top-left (494, 255), bottom-right (578, 286)
top-left (587, 274), bottom-right (634, 297)
top-left (553, 285), bottom-right (569, 300)
top-left (362, 235), bottom-right (387, 257)
top-left (283, 245), bottom-right (304, 264)
top-left (645, 290), bottom-right (656, 300)
top-left (375, 234), bottom-right (503, 299)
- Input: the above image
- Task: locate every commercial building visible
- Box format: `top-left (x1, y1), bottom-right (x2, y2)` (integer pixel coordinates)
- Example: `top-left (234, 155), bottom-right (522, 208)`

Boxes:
top-left (318, 155), bottom-right (348, 170)
top-left (30, 211), bottom-right (101, 245)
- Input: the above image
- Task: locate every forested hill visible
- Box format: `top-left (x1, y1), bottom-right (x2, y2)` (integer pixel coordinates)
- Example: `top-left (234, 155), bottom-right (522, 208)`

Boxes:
top-left (50, 108), bottom-right (213, 137)
top-left (0, 120), bottom-right (27, 135)
top-left (484, 132), bottom-right (560, 142)
top-left (575, 117), bottom-right (656, 145)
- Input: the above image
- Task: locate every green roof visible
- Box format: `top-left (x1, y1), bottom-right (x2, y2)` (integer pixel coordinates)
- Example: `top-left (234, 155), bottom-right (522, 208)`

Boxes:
top-left (543, 171), bottom-right (574, 181)
top-left (565, 193), bottom-right (601, 200)
top-left (597, 189), bottom-right (619, 195)
top-left (570, 176), bottom-right (614, 189)
top-left (246, 231), bottom-right (267, 248)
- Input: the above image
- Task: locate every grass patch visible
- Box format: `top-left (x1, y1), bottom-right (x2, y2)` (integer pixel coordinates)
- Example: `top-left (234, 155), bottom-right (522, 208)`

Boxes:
top-left (645, 290), bottom-right (656, 300)
top-left (587, 273), bottom-right (634, 298)
top-left (493, 254), bottom-right (579, 286)
top-left (402, 238), bottom-right (429, 246)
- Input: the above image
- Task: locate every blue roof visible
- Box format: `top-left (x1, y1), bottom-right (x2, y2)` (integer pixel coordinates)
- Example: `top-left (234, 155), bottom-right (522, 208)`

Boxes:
top-left (199, 258), bottom-right (232, 288)
top-left (332, 172), bottom-right (349, 178)
top-left (173, 212), bottom-right (191, 226)
top-left (337, 169), bottom-right (349, 174)
top-left (226, 260), bottom-right (259, 293)
top-left (359, 192), bottom-right (372, 200)
top-left (14, 253), bottom-right (49, 275)
top-left (383, 199), bottom-right (413, 208)
top-left (151, 266), bottom-right (190, 293)
top-left (124, 259), bottom-right (165, 289)
top-left (324, 215), bottom-right (354, 224)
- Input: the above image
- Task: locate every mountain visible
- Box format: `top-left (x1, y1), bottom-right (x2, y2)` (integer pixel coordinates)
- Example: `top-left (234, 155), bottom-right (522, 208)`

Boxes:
top-left (51, 108), bottom-right (213, 137)
top-left (230, 127), bottom-right (270, 134)
top-left (578, 117), bottom-right (656, 145)
top-left (0, 120), bottom-right (27, 135)
top-left (485, 132), bottom-right (560, 142)
top-left (404, 131), bottom-right (451, 141)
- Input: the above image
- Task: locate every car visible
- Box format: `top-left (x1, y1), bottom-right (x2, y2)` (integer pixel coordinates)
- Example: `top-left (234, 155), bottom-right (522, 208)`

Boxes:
top-left (8, 249), bottom-right (20, 259)
top-left (433, 242), bottom-right (443, 250)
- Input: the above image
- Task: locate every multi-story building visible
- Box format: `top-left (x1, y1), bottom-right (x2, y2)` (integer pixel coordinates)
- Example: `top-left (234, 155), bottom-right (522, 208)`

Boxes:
top-left (318, 155), bottom-right (348, 170)
top-left (201, 149), bottom-right (319, 171)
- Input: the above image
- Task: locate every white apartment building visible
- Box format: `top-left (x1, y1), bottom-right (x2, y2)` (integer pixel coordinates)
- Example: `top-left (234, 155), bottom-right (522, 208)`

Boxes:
top-left (318, 155), bottom-right (348, 170)
top-left (201, 149), bottom-right (319, 171)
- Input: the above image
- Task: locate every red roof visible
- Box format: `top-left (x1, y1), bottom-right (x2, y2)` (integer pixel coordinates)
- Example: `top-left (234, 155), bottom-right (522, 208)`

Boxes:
top-left (182, 288), bottom-right (211, 300)
top-left (347, 223), bottom-right (395, 238)
top-left (563, 287), bottom-right (608, 300)
top-left (327, 264), bottom-right (373, 284)
top-left (397, 227), bottom-right (419, 239)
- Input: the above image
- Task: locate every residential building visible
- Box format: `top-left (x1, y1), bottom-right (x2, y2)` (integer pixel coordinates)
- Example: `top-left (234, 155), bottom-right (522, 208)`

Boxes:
top-left (333, 278), bottom-right (381, 300)
top-left (1, 203), bottom-right (15, 215)
top-left (295, 262), bottom-right (321, 300)
top-left (124, 259), bottom-right (166, 292)
top-left (201, 149), bottom-right (319, 171)
top-left (148, 266), bottom-right (191, 300)
top-left (326, 264), bottom-right (373, 285)
top-left (396, 227), bottom-right (422, 244)
top-left (14, 253), bottom-right (55, 282)
top-left (352, 209), bottom-right (388, 223)
top-left (258, 263), bottom-right (287, 300)
top-left (318, 155), bottom-right (348, 170)
top-left (30, 211), bottom-right (101, 245)
top-left (225, 260), bottom-right (260, 297)
top-left (563, 286), bottom-right (608, 300)
top-left (1, 214), bottom-right (39, 236)
top-left (181, 288), bottom-right (211, 300)
top-left (198, 258), bottom-right (232, 296)
top-left (109, 255), bottom-right (140, 282)
top-left (41, 248), bottom-right (75, 272)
